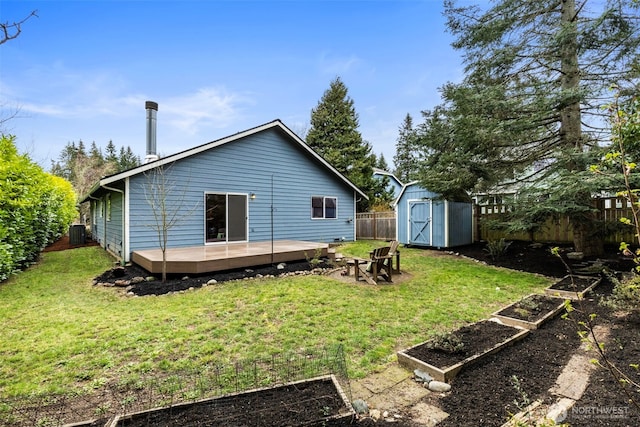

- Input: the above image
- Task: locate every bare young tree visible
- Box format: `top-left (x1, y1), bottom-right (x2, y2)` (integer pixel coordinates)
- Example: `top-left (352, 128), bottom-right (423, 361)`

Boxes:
top-left (1, 10), bottom-right (38, 45)
top-left (143, 163), bottom-right (198, 282)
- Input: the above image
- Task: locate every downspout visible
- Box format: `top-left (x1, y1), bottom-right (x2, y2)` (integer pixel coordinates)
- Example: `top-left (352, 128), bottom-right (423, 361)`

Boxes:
top-left (102, 184), bottom-right (125, 265)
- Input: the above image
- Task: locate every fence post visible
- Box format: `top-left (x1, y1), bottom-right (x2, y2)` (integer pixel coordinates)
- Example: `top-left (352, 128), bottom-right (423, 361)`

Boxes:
top-left (372, 212), bottom-right (377, 240)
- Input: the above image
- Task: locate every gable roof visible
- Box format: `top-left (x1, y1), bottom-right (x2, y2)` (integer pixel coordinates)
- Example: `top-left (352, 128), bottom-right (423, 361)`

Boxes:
top-left (373, 168), bottom-right (403, 187)
top-left (82, 119), bottom-right (367, 201)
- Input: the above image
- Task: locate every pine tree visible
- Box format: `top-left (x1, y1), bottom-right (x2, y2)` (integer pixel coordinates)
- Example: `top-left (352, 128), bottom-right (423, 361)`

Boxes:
top-left (105, 140), bottom-right (118, 165)
top-left (393, 114), bottom-right (420, 183)
top-left (376, 154), bottom-right (389, 171)
top-left (306, 77), bottom-right (377, 211)
top-left (118, 146), bottom-right (140, 171)
top-left (418, 0), bottom-right (640, 256)
top-left (89, 142), bottom-right (104, 167)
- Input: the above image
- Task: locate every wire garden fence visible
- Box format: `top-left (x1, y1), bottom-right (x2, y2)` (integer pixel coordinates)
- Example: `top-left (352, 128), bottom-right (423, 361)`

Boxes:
top-left (1, 344), bottom-right (350, 426)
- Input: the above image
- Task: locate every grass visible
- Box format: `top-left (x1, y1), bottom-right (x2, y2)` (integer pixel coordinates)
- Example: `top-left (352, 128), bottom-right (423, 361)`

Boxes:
top-left (0, 241), bottom-right (552, 399)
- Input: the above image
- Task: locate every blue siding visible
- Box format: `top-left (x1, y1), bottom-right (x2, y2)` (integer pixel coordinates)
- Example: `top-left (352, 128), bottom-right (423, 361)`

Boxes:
top-left (396, 183), bottom-right (472, 248)
top-left (92, 191), bottom-right (124, 257)
top-left (373, 172), bottom-right (403, 199)
top-left (448, 202), bottom-right (473, 247)
top-left (127, 128), bottom-right (356, 254)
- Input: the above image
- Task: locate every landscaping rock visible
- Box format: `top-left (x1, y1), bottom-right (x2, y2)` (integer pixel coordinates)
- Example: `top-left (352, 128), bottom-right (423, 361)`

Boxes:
top-left (352, 399), bottom-right (369, 414)
top-left (206, 279), bottom-right (217, 285)
top-left (414, 369), bottom-right (433, 384)
top-left (428, 381), bottom-right (452, 393)
top-left (369, 408), bottom-right (381, 420)
top-left (566, 252), bottom-right (584, 260)
top-left (114, 279), bottom-right (130, 287)
top-left (130, 276), bottom-right (145, 284)
top-left (277, 263), bottom-right (286, 270)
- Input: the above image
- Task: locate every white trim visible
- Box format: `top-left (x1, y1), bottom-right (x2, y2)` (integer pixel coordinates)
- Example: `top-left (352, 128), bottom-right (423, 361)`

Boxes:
top-left (444, 200), bottom-right (449, 248)
top-left (392, 180), bottom-right (420, 208)
top-left (124, 178), bottom-right (130, 263)
top-left (204, 192), bottom-right (249, 245)
top-left (310, 195), bottom-right (338, 220)
top-left (93, 120), bottom-right (367, 200)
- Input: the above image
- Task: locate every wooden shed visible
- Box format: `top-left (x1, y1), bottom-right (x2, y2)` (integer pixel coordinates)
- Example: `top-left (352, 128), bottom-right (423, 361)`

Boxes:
top-left (394, 182), bottom-right (473, 248)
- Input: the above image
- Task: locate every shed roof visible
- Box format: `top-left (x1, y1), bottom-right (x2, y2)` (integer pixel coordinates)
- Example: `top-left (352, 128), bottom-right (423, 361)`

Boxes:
top-left (82, 119), bottom-right (367, 202)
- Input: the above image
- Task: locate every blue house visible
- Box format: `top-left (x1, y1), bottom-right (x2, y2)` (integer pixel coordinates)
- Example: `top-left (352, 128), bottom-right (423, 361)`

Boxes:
top-left (373, 168), bottom-right (403, 200)
top-left (394, 181), bottom-right (473, 248)
top-left (82, 118), bottom-right (366, 271)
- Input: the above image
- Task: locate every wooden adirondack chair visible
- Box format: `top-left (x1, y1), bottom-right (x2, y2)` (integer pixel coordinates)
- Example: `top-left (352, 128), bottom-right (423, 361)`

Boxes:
top-left (358, 245), bottom-right (393, 285)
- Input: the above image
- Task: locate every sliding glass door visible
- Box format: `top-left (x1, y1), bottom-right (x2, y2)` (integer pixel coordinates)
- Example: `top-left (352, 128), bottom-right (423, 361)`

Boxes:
top-left (205, 193), bottom-right (247, 243)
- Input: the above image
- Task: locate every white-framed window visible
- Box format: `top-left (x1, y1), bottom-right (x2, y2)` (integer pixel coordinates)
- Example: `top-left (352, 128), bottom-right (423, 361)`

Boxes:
top-left (106, 194), bottom-right (111, 221)
top-left (311, 196), bottom-right (337, 219)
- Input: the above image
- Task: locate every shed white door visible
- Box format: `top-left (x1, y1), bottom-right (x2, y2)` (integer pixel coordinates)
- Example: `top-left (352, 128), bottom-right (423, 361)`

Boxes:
top-left (409, 201), bottom-right (432, 246)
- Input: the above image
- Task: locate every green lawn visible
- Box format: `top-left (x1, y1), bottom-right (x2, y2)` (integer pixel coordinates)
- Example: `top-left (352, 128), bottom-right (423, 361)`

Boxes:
top-left (0, 241), bottom-right (551, 398)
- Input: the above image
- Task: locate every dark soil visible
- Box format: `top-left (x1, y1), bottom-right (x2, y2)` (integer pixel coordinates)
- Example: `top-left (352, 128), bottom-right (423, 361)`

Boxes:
top-left (405, 320), bottom-right (522, 368)
top-left (451, 240), bottom-right (634, 278)
top-left (436, 241), bottom-right (640, 427)
top-left (115, 378), bottom-right (352, 427)
top-left (93, 261), bottom-right (334, 296)
top-left (495, 294), bottom-right (565, 322)
top-left (548, 275), bottom-right (599, 291)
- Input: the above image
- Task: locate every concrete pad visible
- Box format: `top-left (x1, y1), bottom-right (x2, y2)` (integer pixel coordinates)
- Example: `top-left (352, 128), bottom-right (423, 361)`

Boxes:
top-left (357, 364), bottom-right (412, 394)
top-left (550, 353), bottom-right (595, 399)
top-left (410, 402), bottom-right (449, 426)
top-left (365, 378), bottom-right (430, 411)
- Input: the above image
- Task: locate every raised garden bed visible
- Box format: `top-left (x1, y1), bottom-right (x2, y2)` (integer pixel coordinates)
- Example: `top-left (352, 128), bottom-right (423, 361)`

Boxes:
top-left (491, 293), bottom-right (566, 330)
top-left (107, 375), bottom-right (354, 427)
top-left (397, 320), bottom-right (529, 383)
top-left (544, 274), bottom-right (602, 299)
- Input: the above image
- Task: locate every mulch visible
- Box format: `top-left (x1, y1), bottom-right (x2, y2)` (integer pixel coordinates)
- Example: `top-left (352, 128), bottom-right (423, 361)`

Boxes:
top-left (42, 234), bottom-right (99, 252)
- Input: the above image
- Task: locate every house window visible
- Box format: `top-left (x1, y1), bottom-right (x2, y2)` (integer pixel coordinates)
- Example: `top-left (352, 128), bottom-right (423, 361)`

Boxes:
top-left (106, 194), bottom-right (111, 221)
top-left (98, 200), bottom-right (103, 218)
top-left (311, 196), bottom-right (337, 219)
top-left (205, 193), bottom-right (247, 243)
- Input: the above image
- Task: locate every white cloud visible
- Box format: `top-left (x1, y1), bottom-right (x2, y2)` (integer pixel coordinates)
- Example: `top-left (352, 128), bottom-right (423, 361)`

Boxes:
top-left (318, 51), bottom-right (362, 75)
top-left (161, 87), bottom-right (254, 136)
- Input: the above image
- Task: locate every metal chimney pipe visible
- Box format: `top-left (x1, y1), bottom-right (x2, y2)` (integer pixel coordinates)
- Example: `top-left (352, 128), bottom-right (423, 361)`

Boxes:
top-left (145, 101), bottom-right (159, 163)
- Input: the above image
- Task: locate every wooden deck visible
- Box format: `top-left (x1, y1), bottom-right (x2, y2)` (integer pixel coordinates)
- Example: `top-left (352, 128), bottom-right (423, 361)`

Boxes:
top-left (131, 240), bottom-right (330, 274)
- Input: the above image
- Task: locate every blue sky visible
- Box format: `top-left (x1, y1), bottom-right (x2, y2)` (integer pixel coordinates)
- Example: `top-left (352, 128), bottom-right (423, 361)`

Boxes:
top-left (1, 0), bottom-right (469, 170)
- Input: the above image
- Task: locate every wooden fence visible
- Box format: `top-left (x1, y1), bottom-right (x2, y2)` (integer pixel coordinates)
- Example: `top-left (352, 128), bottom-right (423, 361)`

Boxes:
top-left (356, 197), bottom-right (638, 245)
top-left (475, 196), bottom-right (638, 244)
top-left (356, 211), bottom-right (396, 240)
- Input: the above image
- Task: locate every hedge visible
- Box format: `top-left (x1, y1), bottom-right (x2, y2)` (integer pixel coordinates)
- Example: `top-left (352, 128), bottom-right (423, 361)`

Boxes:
top-left (0, 136), bottom-right (77, 281)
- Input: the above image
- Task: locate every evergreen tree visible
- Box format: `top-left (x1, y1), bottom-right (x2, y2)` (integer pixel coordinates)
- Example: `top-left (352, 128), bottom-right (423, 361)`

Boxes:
top-left (418, 0), bottom-right (640, 256)
top-left (306, 77), bottom-right (377, 211)
top-left (89, 141), bottom-right (104, 166)
top-left (51, 141), bottom-right (141, 221)
top-left (105, 140), bottom-right (118, 165)
top-left (393, 113), bottom-right (420, 183)
top-left (376, 153), bottom-right (389, 171)
top-left (118, 146), bottom-right (140, 171)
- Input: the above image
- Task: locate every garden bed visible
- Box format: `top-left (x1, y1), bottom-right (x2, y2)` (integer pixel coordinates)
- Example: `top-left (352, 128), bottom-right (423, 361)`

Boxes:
top-left (397, 320), bottom-right (529, 382)
top-left (492, 293), bottom-right (566, 330)
top-left (544, 274), bottom-right (602, 299)
top-left (108, 375), bottom-right (354, 427)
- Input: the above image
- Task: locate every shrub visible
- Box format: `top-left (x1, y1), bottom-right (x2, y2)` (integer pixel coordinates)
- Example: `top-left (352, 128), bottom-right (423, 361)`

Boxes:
top-left (0, 136), bottom-right (77, 281)
top-left (484, 238), bottom-right (512, 261)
